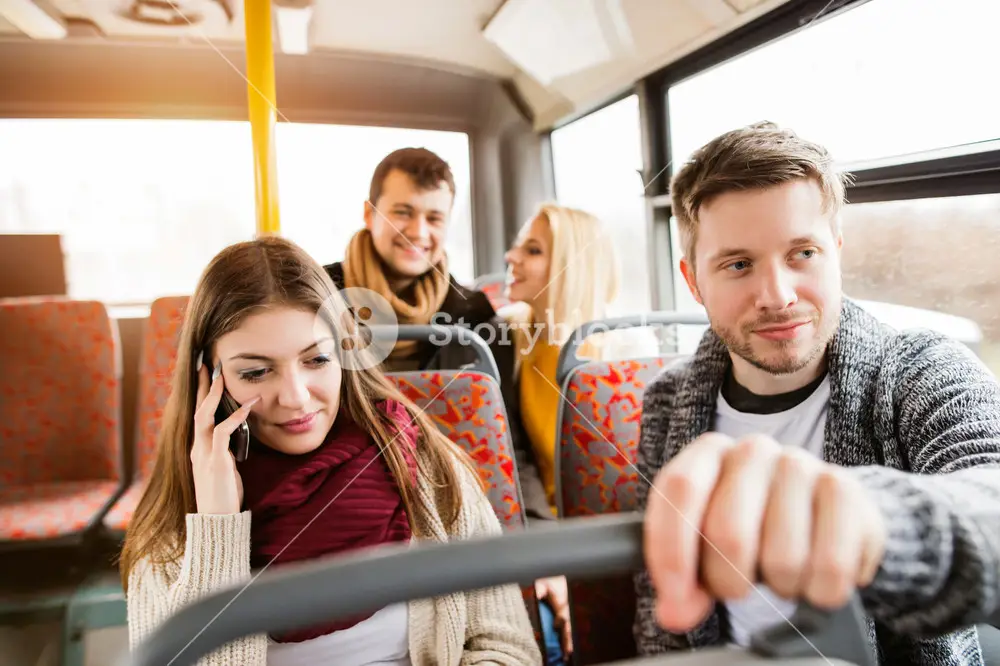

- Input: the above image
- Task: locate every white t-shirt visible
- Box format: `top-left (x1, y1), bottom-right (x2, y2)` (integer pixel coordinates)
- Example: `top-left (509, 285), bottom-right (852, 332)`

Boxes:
top-left (712, 374), bottom-right (830, 647)
top-left (266, 602), bottom-right (411, 666)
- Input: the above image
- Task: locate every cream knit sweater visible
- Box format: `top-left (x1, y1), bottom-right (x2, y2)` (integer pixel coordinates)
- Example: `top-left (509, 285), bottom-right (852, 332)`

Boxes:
top-left (126, 461), bottom-right (542, 665)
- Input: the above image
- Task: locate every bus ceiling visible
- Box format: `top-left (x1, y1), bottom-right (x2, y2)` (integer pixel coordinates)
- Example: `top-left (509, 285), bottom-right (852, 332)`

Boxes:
top-left (0, 0), bottom-right (788, 132)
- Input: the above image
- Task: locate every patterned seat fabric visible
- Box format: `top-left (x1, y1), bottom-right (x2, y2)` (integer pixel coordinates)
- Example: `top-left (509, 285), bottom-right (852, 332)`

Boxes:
top-left (0, 481), bottom-right (122, 540)
top-left (0, 298), bottom-right (123, 542)
top-left (102, 480), bottom-right (147, 533)
top-left (388, 370), bottom-right (524, 529)
top-left (388, 370), bottom-right (545, 656)
top-left (104, 296), bottom-right (189, 533)
top-left (556, 356), bottom-right (675, 665)
top-left (471, 273), bottom-right (510, 311)
top-left (479, 280), bottom-right (510, 310)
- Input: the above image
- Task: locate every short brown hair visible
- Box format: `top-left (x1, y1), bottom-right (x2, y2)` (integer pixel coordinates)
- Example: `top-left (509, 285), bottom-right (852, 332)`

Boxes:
top-left (368, 147), bottom-right (456, 204)
top-left (671, 121), bottom-right (852, 261)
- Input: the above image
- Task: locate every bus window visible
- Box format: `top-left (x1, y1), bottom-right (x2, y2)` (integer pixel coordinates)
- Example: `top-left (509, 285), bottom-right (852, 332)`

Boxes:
top-left (0, 118), bottom-right (476, 304)
top-left (550, 94), bottom-right (652, 316)
top-left (662, 0), bottom-right (999, 361)
top-left (840, 192), bottom-right (1000, 374)
top-left (668, 193), bottom-right (1000, 374)
top-left (0, 118), bottom-right (256, 304)
top-left (276, 123), bottom-right (474, 286)
top-left (667, 0), bottom-right (1000, 169)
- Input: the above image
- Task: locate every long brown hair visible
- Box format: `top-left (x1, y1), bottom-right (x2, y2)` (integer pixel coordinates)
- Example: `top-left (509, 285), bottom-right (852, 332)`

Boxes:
top-left (120, 235), bottom-right (479, 591)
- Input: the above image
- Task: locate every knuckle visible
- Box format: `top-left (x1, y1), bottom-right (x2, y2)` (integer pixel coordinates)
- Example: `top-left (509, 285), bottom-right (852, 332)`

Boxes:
top-left (659, 470), bottom-right (696, 508)
top-left (761, 548), bottom-right (805, 593)
top-left (193, 406), bottom-right (213, 430)
top-left (811, 553), bottom-right (853, 603)
top-left (739, 433), bottom-right (781, 455)
top-left (728, 435), bottom-right (780, 467)
top-left (775, 448), bottom-right (811, 477)
top-left (704, 553), bottom-right (750, 598)
top-left (815, 469), bottom-right (848, 503)
top-left (811, 545), bottom-right (847, 577)
top-left (704, 518), bottom-right (748, 565)
top-left (695, 432), bottom-right (735, 450)
top-left (809, 579), bottom-right (853, 609)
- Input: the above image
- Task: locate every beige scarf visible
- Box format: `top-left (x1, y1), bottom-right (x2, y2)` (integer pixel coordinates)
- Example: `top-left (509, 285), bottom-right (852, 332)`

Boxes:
top-left (343, 229), bottom-right (450, 362)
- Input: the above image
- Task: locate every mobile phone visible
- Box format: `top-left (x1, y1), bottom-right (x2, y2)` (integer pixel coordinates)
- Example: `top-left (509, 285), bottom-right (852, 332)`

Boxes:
top-left (211, 363), bottom-right (251, 463)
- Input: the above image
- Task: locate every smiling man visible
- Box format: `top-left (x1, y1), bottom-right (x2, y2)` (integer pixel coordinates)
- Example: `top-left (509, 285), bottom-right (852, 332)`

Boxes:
top-left (633, 122), bottom-right (1000, 664)
top-left (325, 147), bottom-right (495, 371)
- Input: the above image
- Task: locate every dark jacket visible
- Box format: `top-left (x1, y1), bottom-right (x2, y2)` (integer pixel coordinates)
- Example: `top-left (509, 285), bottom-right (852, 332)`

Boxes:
top-left (324, 261), bottom-right (495, 371)
top-left (633, 299), bottom-right (1000, 665)
top-left (325, 262), bottom-right (553, 522)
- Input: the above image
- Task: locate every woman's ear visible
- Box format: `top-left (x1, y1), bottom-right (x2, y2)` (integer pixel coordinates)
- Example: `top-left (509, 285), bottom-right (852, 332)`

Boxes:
top-left (363, 202), bottom-right (376, 230)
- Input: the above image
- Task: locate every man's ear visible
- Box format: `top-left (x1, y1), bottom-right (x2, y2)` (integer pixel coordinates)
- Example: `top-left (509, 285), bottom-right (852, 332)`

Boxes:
top-left (831, 216), bottom-right (844, 252)
top-left (679, 257), bottom-right (703, 305)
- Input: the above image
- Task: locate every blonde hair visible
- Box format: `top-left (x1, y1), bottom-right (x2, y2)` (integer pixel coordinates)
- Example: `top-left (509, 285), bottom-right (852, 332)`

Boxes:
top-left (119, 236), bottom-right (480, 590)
top-left (505, 203), bottom-right (620, 362)
top-left (672, 121), bottom-right (853, 263)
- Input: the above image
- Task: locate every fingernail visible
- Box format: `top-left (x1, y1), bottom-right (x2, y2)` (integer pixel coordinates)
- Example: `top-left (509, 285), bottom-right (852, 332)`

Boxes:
top-left (245, 396), bottom-right (260, 408)
top-left (195, 351), bottom-right (203, 372)
top-left (212, 363), bottom-right (221, 380)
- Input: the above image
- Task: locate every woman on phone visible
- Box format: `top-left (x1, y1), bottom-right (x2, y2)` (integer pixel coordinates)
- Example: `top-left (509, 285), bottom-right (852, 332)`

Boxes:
top-left (119, 235), bottom-right (540, 666)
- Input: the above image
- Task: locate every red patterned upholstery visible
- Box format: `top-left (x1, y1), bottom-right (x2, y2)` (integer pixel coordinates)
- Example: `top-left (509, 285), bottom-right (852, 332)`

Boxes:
top-left (556, 356), bottom-right (677, 665)
top-left (479, 280), bottom-right (510, 310)
top-left (472, 273), bottom-right (510, 310)
top-left (388, 370), bottom-right (524, 529)
top-left (104, 296), bottom-right (189, 532)
top-left (388, 369), bottom-right (545, 655)
top-left (0, 482), bottom-right (121, 540)
top-left (0, 298), bottom-right (123, 542)
top-left (102, 480), bottom-right (147, 533)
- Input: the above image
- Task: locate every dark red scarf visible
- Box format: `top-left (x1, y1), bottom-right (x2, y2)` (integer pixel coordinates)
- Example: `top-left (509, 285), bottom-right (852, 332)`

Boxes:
top-left (236, 400), bottom-right (418, 643)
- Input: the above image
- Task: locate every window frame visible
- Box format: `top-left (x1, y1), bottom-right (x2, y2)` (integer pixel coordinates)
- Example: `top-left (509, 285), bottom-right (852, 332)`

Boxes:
top-left (0, 117), bottom-right (479, 305)
top-left (626, 0), bottom-right (1000, 309)
top-left (545, 93), bottom-right (656, 315)
top-left (641, 0), bottom-right (1000, 204)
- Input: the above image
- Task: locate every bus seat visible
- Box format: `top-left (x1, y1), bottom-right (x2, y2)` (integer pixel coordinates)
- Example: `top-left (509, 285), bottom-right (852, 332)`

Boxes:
top-left (104, 296), bottom-right (189, 533)
top-left (552, 313), bottom-right (706, 664)
top-left (388, 369), bottom-right (524, 529)
top-left (555, 355), bottom-right (679, 664)
top-left (387, 369), bottom-right (547, 658)
top-left (0, 298), bottom-right (124, 544)
top-left (472, 272), bottom-right (510, 310)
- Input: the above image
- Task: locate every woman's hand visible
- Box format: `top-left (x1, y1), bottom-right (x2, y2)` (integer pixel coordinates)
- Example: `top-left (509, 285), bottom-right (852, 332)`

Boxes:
top-left (535, 575), bottom-right (573, 658)
top-left (190, 358), bottom-right (258, 515)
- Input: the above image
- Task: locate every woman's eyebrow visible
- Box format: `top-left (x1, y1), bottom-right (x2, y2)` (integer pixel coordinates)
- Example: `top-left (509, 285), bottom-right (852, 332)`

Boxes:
top-left (227, 338), bottom-right (333, 362)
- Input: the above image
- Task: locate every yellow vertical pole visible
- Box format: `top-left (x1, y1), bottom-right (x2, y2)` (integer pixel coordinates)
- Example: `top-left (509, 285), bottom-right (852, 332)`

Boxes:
top-left (244, 0), bottom-right (281, 235)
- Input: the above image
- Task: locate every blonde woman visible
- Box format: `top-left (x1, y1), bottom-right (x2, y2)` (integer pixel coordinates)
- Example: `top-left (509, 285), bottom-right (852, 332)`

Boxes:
top-left (498, 203), bottom-right (657, 665)
top-left (120, 236), bottom-right (540, 666)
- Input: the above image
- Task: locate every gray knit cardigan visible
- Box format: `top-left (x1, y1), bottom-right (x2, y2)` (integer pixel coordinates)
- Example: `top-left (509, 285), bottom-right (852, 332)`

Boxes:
top-left (633, 299), bottom-right (1000, 665)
